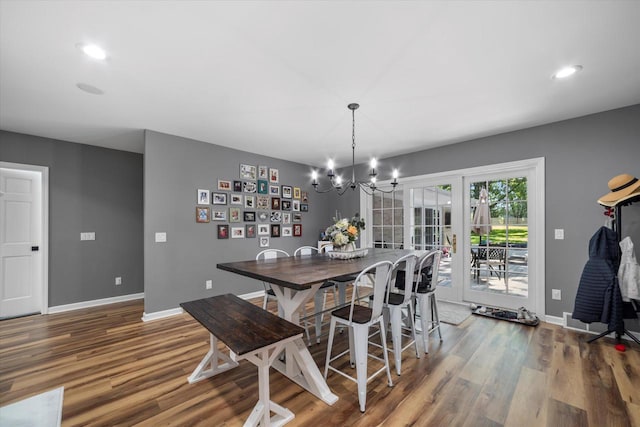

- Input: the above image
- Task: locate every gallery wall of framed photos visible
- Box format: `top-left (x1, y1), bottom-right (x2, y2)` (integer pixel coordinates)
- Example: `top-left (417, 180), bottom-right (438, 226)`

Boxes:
top-left (195, 163), bottom-right (309, 247)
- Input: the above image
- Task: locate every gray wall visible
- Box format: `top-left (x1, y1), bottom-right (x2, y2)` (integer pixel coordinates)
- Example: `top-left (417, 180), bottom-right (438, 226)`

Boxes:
top-left (143, 130), bottom-right (334, 313)
top-left (0, 131), bottom-right (144, 306)
top-left (340, 105), bottom-right (640, 327)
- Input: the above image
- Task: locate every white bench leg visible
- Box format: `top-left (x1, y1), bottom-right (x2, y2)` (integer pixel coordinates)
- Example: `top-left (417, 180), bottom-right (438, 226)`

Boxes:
top-left (188, 333), bottom-right (238, 384)
top-left (242, 343), bottom-right (295, 426)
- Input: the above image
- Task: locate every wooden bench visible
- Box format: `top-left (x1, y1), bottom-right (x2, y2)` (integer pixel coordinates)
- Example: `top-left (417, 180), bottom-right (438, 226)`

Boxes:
top-left (181, 294), bottom-right (305, 427)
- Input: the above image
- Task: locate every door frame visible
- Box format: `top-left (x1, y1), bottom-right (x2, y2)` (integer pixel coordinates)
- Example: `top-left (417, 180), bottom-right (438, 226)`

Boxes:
top-left (361, 157), bottom-right (545, 316)
top-left (0, 161), bottom-right (49, 315)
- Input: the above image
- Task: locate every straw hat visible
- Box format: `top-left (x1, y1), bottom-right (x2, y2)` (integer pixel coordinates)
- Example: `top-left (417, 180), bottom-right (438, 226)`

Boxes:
top-left (597, 173), bottom-right (640, 207)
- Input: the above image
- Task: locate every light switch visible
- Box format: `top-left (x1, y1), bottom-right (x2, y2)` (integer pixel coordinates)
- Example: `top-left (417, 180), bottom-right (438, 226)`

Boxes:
top-left (554, 229), bottom-right (564, 240)
top-left (155, 232), bottom-right (167, 243)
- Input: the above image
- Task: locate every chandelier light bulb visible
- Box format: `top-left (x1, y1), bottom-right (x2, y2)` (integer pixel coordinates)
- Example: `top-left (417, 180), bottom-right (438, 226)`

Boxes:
top-left (327, 159), bottom-right (334, 170)
top-left (392, 169), bottom-right (399, 179)
top-left (370, 176), bottom-right (377, 184)
top-left (335, 176), bottom-right (342, 186)
top-left (311, 170), bottom-right (318, 180)
top-left (370, 158), bottom-right (377, 169)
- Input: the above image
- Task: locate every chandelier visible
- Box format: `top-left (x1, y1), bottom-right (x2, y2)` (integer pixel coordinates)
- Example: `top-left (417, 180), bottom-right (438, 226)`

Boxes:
top-left (311, 103), bottom-right (399, 195)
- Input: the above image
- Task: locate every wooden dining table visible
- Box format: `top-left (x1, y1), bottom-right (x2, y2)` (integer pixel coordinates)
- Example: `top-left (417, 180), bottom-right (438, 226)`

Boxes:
top-left (217, 247), bottom-right (415, 405)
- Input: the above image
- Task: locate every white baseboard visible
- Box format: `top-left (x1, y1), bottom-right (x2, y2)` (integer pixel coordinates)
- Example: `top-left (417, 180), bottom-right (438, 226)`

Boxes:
top-left (48, 293), bottom-right (144, 314)
top-left (543, 314), bottom-right (563, 326)
top-left (142, 307), bottom-right (184, 322)
top-left (141, 291), bottom-right (267, 322)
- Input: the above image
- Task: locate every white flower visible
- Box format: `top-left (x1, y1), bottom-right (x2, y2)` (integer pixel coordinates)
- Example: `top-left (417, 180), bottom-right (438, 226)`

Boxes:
top-left (334, 233), bottom-right (349, 246)
top-left (336, 218), bottom-right (349, 230)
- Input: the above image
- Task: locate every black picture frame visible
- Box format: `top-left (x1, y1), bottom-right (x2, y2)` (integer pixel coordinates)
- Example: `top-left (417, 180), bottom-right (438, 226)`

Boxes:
top-left (271, 224), bottom-right (281, 237)
top-left (243, 211), bottom-right (256, 222)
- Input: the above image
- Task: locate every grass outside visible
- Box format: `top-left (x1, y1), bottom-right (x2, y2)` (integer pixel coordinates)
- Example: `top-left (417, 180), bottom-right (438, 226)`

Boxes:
top-left (471, 225), bottom-right (528, 245)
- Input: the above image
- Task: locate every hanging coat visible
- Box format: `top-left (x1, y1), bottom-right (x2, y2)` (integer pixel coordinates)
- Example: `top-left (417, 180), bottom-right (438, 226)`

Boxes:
top-left (573, 226), bottom-right (625, 333)
top-left (619, 236), bottom-right (640, 302)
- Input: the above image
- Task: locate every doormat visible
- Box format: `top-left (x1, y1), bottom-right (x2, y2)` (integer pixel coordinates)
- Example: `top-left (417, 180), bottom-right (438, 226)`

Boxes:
top-left (472, 306), bottom-right (539, 326)
top-left (0, 386), bottom-right (64, 427)
top-left (438, 301), bottom-right (472, 325)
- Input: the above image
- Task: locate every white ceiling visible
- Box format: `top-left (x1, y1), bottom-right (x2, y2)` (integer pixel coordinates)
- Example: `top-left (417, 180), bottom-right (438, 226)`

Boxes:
top-left (1, 1), bottom-right (639, 168)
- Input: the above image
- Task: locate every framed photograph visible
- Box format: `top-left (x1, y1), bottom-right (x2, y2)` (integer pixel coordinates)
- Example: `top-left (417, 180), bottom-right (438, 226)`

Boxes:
top-left (243, 181), bottom-right (257, 193)
top-left (282, 212), bottom-right (291, 224)
top-left (271, 197), bottom-right (281, 210)
top-left (271, 224), bottom-right (281, 237)
top-left (243, 211), bottom-right (256, 222)
top-left (293, 187), bottom-right (301, 199)
top-left (257, 224), bottom-right (270, 235)
top-left (257, 211), bottom-right (269, 222)
top-left (281, 200), bottom-right (291, 211)
top-left (230, 194), bottom-right (243, 205)
top-left (270, 211), bottom-right (282, 223)
top-left (302, 192), bottom-right (309, 202)
top-left (293, 224), bottom-right (302, 237)
top-left (257, 196), bottom-right (270, 210)
top-left (257, 180), bottom-right (269, 194)
top-left (292, 200), bottom-right (300, 211)
top-left (269, 168), bottom-right (279, 183)
top-left (258, 165), bottom-right (269, 180)
top-left (231, 226), bottom-right (245, 239)
top-left (217, 224), bottom-right (229, 239)
top-left (217, 180), bottom-right (232, 191)
top-left (233, 180), bottom-right (243, 192)
top-left (281, 186), bottom-right (292, 199)
top-left (240, 164), bottom-right (256, 180)
top-left (212, 210), bottom-right (227, 221)
top-left (293, 213), bottom-right (302, 222)
top-left (300, 203), bottom-right (309, 212)
top-left (197, 189), bottom-right (210, 205)
top-left (246, 224), bottom-right (256, 238)
top-left (196, 206), bottom-right (210, 223)
top-left (259, 236), bottom-right (270, 248)
top-left (244, 195), bottom-right (255, 209)
top-left (282, 226), bottom-right (292, 237)
top-left (269, 185), bottom-right (280, 196)
top-left (212, 193), bottom-right (227, 205)
top-left (229, 207), bottom-right (242, 222)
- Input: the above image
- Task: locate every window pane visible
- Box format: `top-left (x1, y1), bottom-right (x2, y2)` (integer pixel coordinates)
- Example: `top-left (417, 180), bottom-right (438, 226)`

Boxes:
top-left (394, 208), bottom-right (404, 225)
top-left (372, 210), bottom-right (382, 226)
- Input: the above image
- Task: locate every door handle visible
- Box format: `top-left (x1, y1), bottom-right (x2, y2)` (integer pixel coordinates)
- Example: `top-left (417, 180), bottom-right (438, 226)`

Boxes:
top-left (452, 234), bottom-right (457, 254)
top-left (31, 246), bottom-right (39, 252)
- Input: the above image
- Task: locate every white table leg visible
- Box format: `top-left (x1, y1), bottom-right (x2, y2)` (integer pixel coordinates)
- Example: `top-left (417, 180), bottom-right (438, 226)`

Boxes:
top-left (269, 283), bottom-right (338, 406)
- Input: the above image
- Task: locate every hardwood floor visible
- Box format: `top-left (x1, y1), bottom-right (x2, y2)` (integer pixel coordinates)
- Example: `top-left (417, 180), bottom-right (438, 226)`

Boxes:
top-left (1, 298), bottom-right (639, 426)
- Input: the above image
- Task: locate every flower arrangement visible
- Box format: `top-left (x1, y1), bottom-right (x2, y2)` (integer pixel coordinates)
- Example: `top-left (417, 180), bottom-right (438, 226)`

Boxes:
top-left (324, 213), bottom-right (366, 248)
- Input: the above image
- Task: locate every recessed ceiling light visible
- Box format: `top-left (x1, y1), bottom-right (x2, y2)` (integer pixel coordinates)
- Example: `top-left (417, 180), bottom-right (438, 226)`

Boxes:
top-left (76, 43), bottom-right (107, 60)
top-left (76, 83), bottom-right (104, 95)
top-left (552, 65), bottom-right (583, 79)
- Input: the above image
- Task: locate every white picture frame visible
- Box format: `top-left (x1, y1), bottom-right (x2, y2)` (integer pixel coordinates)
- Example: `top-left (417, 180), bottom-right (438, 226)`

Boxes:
top-left (197, 189), bottom-right (210, 205)
top-left (231, 226), bottom-right (245, 238)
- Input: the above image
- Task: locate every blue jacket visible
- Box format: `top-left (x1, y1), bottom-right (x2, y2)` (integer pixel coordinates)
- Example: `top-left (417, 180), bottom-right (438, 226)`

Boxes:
top-left (573, 226), bottom-right (625, 332)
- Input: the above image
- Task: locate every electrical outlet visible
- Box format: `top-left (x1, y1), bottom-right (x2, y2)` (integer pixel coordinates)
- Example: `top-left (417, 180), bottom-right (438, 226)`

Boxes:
top-left (115, 277), bottom-right (122, 286)
top-left (552, 289), bottom-right (561, 300)
top-left (155, 232), bottom-right (167, 243)
top-left (554, 229), bottom-right (564, 240)
top-left (205, 280), bottom-right (212, 290)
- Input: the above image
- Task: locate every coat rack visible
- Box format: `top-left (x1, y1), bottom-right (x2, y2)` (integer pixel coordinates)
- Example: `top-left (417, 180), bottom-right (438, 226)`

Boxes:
top-left (588, 194), bottom-right (640, 348)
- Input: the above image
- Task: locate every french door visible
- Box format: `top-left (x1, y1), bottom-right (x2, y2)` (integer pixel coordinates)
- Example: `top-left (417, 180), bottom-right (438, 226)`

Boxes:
top-left (361, 158), bottom-right (544, 315)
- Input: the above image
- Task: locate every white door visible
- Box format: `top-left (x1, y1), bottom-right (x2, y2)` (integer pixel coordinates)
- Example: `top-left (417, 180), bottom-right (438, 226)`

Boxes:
top-left (403, 177), bottom-right (463, 301)
top-left (0, 167), bottom-right (43, 318)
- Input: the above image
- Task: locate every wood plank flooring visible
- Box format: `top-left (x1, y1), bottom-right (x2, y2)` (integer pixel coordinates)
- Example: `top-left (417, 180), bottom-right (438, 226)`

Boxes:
top-left (1, 298), bottom-right (639, 426)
